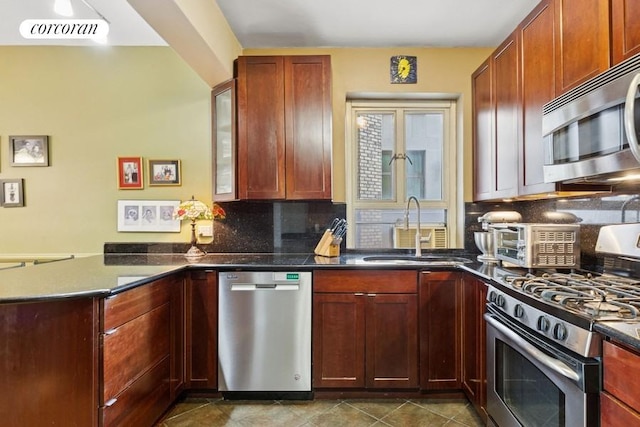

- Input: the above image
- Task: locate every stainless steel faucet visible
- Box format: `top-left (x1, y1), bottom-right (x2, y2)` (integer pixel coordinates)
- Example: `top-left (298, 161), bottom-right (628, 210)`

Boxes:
top-left (621, 195), bottom-right (640, 223)
top-left (404, 196), bottom-right (430, 257)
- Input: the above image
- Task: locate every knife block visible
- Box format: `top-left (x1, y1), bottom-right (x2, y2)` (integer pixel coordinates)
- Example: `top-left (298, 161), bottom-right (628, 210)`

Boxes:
top-left (314, 230), bottom-right (341, 257)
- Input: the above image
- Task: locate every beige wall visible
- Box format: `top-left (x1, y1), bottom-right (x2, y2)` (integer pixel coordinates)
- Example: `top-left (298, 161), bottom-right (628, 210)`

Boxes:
top-left (244, 47), bottom-right (493, 203)
top-left (0, 46), bottom-right (211, 256)
top-left (0, 45), bottom-right (491, 256)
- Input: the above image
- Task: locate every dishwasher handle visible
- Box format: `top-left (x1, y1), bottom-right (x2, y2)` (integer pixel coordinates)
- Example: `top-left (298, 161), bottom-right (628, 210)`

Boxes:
top-left (230, 283), bottom-right (300, 291)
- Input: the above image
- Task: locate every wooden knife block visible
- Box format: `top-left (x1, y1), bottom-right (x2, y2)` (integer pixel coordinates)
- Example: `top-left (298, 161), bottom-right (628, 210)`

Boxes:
top-left (314, 230), bottom-right (341, 257)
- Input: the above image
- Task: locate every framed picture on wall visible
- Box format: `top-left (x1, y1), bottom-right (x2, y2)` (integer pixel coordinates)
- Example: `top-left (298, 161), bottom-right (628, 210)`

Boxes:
top-left (10, 135), bottom-right (49, 166)
top-left (117, 200), bottom-right (181, 232)
top-left (148, 159), bottom-right (181, 186)
top-left (0, 179), bottom-right (25, 207)
top-left (117, 157), bottom-right (143, 189)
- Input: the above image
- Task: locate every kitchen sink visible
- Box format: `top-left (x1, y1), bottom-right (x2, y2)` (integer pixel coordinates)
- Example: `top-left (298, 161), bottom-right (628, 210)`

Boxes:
top-left (360, 255), bottom-right (472, 266)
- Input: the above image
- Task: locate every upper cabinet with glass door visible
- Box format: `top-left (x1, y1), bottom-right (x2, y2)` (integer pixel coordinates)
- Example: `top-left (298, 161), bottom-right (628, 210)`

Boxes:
top-left (347, 100), bottom-right (459, 250)
top-left (212, 79), bottom-right (236, 202)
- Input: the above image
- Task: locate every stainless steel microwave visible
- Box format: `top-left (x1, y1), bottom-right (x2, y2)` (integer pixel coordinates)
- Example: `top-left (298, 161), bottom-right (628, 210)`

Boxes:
top-left (542, 54), bottom-right (640, 184)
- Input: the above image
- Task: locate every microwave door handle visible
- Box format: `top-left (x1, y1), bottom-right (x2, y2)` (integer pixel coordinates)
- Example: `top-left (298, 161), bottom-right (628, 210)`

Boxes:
top-left (624, 73), bottom-right (640, 164)
top-left (485, 314), bottom-right (580, 382)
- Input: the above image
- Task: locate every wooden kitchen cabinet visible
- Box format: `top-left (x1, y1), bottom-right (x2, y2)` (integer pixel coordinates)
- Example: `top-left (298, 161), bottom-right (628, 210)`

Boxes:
top-left (461, 276), bottom-right (488, 422)
top-left (212, 79), bottom-right (237, 202)
top-left (612, 0), bottom-right (640, 65)
top-left (419, 271), bottom-right (463, 390)
top-left (554, 0), bottom-right (610, 94)
top-left (101, 274), bottom-right (183, 427)
top-left (185, 270), bottom-right (218, 389)
top-left (313, 270), bottom-right (419, 389)
top-left (0, 298), bottom-right (99, 427)
top-left (472, 32), bottom-right (519, 202)
top-left (517, 0), bottom-right (556, 196)
top-left (235, 55), bottom-right (332, 200)
top-left (601, 340), bottom-right (640, 425)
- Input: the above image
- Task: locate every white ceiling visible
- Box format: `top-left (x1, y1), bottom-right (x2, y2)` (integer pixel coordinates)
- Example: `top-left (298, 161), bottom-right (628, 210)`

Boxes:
top-left (217, 0), bottom-right (541, 48)
top-left (1, 0), bottom-right (541, 48)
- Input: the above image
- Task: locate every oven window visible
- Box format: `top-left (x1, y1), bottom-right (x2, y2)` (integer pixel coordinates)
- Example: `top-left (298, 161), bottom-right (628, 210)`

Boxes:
top-left (496, 340), bottom-right (565, 426)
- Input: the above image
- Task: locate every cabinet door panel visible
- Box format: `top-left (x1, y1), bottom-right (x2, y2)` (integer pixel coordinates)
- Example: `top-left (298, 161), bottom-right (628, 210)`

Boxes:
top-left (601, 392), bottom-right (640, 426)
top-left (101, 357), bottom-right (171, 427)
top-left (493, 35), bottom-right (519, 199)
top-left (462, 278), bottom-right (488, 421)
top-left (365, 294), bottom-right (419, 388)
top-left (186, 270), bottom-right (218, 389)
top-left (612, 0), bottom-right (640, 65)
top-left (554, 0), bottom-right (610, 93)
top-left (420, 271), bottom-right (462, 390)
top-left (314, 269), bottom-right (417, 293)
top-left (472, 59), bottom-right (494, 201)
top-left (103, 277), bottom-right (171, 331)
top-left (237, 56), bottom-right (286, 199)
top-left (103, 303), bottom-right (170, 401)
top-left (0, 299), bottom-right (98, 427)
top-left (519, 0), bottom-right (556, 195)
top-left (285, 56), bottom-right (332, 200)
top-left (313, 293), bottom-right (365, 388)
top-left (603, 340), bottom-right (640, 412)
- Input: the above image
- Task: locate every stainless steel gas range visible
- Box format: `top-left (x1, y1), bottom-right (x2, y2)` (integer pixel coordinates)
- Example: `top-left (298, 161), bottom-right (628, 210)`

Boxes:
top-left (485, 223), bottom-right (640, 427)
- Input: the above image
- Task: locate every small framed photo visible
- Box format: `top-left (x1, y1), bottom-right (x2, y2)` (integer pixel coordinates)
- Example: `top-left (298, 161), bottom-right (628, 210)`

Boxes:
top-left (10, 135), bottom-right (49, 166)
top-left (0, 179), bottom-right (25, 207)
top-left (148, 159), bottom-right (181, 186)
top-left (117, 200), bottom-right (181, 232)
top-left (117, 157), bottom-right (143, 190)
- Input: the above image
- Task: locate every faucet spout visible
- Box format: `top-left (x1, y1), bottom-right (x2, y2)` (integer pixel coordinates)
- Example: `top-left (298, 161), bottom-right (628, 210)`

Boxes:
top-left (404, 196), bottom-right (429, 257)
top-left (621, 195), bottom-right (640, 223)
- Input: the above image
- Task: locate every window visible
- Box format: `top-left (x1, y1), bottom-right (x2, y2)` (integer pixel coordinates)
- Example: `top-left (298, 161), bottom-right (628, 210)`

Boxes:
top-left (346, 99), bottom-right (459, 249)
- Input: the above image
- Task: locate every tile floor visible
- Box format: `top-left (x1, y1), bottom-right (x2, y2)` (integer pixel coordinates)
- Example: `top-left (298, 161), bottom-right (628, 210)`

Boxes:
top-left (156, 397), bottom-right (485, 426)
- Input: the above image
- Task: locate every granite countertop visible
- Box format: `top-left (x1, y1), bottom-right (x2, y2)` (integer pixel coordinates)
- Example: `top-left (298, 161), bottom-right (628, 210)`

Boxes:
top-left (0, 251), bottom-right (474, 303)
top-left (2, 251), bottom-right (638, 351)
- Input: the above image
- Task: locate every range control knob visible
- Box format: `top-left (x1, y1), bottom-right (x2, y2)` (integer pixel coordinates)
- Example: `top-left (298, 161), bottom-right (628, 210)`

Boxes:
top-left (537, 316), bottom-right (551, 332)
top-left (488, 291), bottom-right (497, 303)
top-left (553, 323), bottom-right (568, 341)
top-left (513, 304), bottom-right (525, 318)
top-left (496, 294), bottom-right (506, 308)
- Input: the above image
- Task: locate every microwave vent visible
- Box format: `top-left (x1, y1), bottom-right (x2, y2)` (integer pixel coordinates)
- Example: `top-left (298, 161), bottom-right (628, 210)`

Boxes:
top-left (543, 53), bottom-right (640, 114)
top-left (393, 226), bottom-right (447, 249)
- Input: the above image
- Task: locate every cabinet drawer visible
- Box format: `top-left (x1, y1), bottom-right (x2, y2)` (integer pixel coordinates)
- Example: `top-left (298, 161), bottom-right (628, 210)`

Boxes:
top-left (314, 270), bottom-right (417, 293)
top-left (101, 357), bottom-right (171, 427)
top-left (601, 391), bottom-right (640, 426)
top-left (103, 276), bottom-right (173, 331)
top-left (103, 303), bottom-right (170, 401)
top-left (603, 340), bottom-right (640, 412)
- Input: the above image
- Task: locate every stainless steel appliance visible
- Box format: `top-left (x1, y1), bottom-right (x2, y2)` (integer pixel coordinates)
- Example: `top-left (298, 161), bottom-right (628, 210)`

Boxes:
top-left (218, 271), bottom-right (312, 399)
top-left (494, 223), bottom-right (581, 269)
top-left (485, 223), bottom-right (640, 427)
top-left (476, 211), bottom-right (522, 264)
top-left (542, 53), bottom-right (640, 184)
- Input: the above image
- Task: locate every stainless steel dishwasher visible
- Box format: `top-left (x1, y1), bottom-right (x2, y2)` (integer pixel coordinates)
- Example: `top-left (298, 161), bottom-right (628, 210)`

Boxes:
top-left (218, 271), bottom-right (312, 399)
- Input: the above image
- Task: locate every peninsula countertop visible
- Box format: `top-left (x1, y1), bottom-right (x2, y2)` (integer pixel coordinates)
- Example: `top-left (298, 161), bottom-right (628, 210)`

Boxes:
top-left (0, 251), bottom-right (477, 303)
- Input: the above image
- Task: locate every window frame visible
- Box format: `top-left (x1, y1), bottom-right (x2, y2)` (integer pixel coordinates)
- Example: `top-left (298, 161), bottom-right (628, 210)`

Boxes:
top-left (345, 99), bottom-right (460, 248)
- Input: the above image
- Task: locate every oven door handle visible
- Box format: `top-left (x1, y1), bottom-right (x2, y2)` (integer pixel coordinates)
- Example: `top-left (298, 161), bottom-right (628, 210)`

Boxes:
top-left (485, 314), bottom-right (580, 382)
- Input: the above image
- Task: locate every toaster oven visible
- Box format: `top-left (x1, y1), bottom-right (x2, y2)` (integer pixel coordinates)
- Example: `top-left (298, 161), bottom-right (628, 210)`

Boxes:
top-left (494, 223), bottom-right (581, 269)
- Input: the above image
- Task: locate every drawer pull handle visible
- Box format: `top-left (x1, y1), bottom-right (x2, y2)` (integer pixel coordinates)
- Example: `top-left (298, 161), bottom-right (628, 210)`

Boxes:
top-left (354, 292), bottom-right (364, 296)
top-left (104, 398), bottom-right (117, 407)
top-left (367, 293), bottom-right (377, 297)
top-left (103, 328), bottom-right (118, 336)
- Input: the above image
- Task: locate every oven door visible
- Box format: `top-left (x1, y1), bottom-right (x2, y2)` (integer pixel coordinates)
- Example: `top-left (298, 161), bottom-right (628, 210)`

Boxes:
top-left (485, 310), bottom-right (600, 427)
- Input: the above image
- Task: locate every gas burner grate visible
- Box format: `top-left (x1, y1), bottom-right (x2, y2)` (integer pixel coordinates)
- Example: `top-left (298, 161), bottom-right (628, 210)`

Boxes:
top-left (501, 271), bottom-right (640, 320)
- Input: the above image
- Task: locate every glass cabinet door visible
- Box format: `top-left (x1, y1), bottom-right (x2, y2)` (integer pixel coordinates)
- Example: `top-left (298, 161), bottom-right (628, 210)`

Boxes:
top-left (212, 79), bottom-right (236, 201)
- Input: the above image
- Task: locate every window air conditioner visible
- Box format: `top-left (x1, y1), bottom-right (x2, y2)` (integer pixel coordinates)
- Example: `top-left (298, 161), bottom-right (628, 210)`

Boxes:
top-left (393, 226), bottom-right (448, 249)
